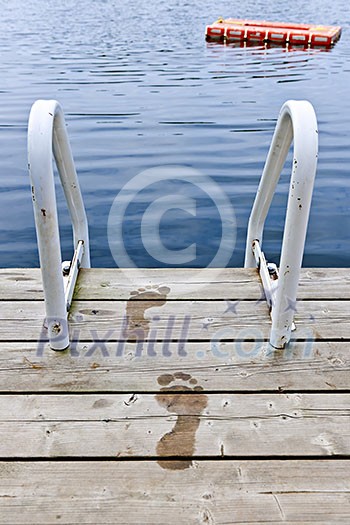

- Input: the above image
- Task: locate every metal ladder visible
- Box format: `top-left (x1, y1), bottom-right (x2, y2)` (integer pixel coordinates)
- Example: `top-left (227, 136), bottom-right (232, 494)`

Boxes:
top-left (28, 100), bottom-right (90, 350)
top-left (244, 100), bottom-right (318, 349)
top-left (28, 99), bottom-right (318, 351)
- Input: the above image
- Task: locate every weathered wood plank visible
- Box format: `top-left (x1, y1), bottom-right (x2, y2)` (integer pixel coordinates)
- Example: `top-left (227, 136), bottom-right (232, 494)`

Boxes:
top-left (0, 268), bottom-right (260, 300)
top-left (0, 341), bottom-right (348, 392)
top-left (1, 299), bottom-right (350, 341)
top-left (1, 268), bottom-right (350, 300)
top-left (0, 461), bottom-right (349, 523)
top-left (0, 394), bottom-right (348, 457)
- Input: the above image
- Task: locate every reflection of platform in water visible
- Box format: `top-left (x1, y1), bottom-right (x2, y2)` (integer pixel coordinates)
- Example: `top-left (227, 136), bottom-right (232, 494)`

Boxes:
top-left (209, 40), bottom-right (333, 53)
top-left (1, 267), bottom-right (350, 523)
top-left (206, 18), bottom-right (342, 48)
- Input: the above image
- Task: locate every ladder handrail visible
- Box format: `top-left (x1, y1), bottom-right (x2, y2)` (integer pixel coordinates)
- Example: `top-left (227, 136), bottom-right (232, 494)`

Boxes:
top-left (28, 100), bottom-right (90, 351)
top-left (244, 100), bottom-right (318, 349)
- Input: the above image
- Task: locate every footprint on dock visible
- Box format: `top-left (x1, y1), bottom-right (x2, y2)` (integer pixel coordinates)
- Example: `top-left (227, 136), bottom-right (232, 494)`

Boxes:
top-left (155, 373), bottom-right (208, 471)
top-left (123, 285), bottom-right (170, 342)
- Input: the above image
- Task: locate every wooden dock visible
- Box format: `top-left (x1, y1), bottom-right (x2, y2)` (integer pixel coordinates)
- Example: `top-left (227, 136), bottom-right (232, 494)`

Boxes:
top-left (0, 267), bottom-right (350, 524)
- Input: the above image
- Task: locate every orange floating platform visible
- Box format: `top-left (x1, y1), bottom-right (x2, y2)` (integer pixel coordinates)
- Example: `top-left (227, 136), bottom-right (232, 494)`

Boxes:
top-left (206, 18), bottom-right (342, 47)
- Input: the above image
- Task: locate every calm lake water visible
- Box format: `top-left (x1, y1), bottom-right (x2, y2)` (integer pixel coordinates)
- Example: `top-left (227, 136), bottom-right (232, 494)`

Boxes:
top-left (0, 0), bottom-right (349, 268)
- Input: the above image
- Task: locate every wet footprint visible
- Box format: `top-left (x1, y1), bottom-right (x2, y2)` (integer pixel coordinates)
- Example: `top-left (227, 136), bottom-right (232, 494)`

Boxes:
top-left (155, 373), bottom-right (208, 470)
top-left (123, 285), bottom-right (170, 341)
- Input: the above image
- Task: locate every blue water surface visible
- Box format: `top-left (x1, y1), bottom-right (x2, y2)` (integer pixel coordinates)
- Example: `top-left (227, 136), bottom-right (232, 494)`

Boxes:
top-left (0, 0), bottom-right (349, 268)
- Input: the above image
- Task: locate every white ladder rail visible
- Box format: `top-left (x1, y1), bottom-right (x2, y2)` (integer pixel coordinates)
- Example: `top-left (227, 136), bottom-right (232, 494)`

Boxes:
top-left (28, 100), bottom-right (90, 351)
top-left (244, 100), bottom-right (318, 349)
